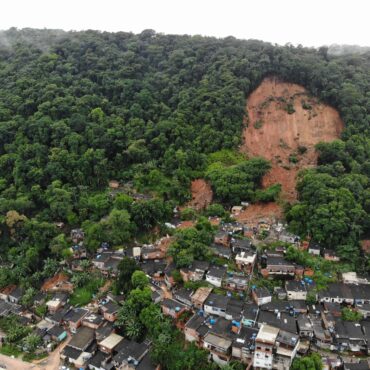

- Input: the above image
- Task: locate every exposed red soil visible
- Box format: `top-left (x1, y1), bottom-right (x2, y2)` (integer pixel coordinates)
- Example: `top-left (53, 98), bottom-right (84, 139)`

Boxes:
top-left (235, 202), bottom-right (283, 225)
top-left (241, 76), bottom-right (344, 202)
top-left (177, 220), bottom-right (196, 229)
top-left (187, 179), bottom-right (213, 210)
top-left (361, 240), bottom-right (370, 254)
top-left (41, 272), bottom-right (73, 293)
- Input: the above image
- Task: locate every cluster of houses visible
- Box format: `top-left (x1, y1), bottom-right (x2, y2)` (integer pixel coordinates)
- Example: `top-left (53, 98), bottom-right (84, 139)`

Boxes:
top-left (0, 274), bottom-right (155, 370)
top-left (1, 213), bottom-right (369, 370)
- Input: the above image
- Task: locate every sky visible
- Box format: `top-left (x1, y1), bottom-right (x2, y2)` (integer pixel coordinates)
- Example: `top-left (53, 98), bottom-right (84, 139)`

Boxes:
top-left (1, 0), bottom-right (369, 47)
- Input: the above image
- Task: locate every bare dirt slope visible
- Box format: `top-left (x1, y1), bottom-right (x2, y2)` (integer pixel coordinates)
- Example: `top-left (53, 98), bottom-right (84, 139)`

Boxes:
top-left (241, 76), bottom-right (344, 201)
top-left (187, 179), bottom-right (213, 210)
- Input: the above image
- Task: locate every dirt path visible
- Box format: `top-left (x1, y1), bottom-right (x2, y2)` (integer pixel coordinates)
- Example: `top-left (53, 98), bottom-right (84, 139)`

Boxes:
top-left (32, 333), bottom-right (71, 370)
top-left (0, 354), bottom-right (42, 370)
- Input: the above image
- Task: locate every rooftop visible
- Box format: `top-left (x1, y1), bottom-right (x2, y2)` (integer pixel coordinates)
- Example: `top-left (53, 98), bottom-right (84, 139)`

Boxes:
top-left (204, 332), bottom-right (232, 349)
top-left (99, 333), bottom-right (124, 350)
top-left (69, 326), bottom-right (95, 351)
top-left (256, 324), bottom-right (279, 344)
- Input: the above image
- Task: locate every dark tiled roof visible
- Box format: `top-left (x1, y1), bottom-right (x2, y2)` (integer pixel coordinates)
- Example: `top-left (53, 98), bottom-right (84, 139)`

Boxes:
top-left (161, 298), bottom-right (186, 311)
top-left (286, 280), bottom-right (306, 292)
top-left (63, 345), bottom-right (82, 360)
top-left (253, 287), bottom-right (271, 299)
top-left (207, 265), bottom-right (227, 279)
top-left (69, 326), bottom-right (95, 351)
top-left (258, 311), bottom-right (297, 334)
top-left (47, 325), bottom-right (66, 337)
top-left (113, 339), bottom-right (149, 364)
top-left (64, 308), bottom-right (88, 323)
top-left (185, 314), bottom-right (205, 330)
top-left (204, 293), bottom-right (229, 310)
top-left (102, 300), bottom-right (120, 314)
top-left (88, 350), bottom-right (109, 368)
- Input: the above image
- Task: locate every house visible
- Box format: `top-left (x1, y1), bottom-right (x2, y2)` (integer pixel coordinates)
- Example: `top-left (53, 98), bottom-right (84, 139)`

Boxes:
top-left (253, 324), bottom-right (279, 369)
top-left (96, 321), bottom-right (115, 343)
top-left (8, 286), bottom-right (24, 304)
top-left (343, 362), bottom-right (370, 370)
top-left (323, 249), bottom-right (340, 262)
top-left (222, 222), bottom-right (244, 235)
top-left (71, 228), bottom-right (84, 243)
top-left (335, 320), bottom-right (367, 353)
top-left (161, 298), bottom-right (187, 319)
top-left (308, 241), bottom-right (321, 256)
top-left (257, 311), bottom-right (297, 334)
top-left (70, 244), bottom-right (87, 259)
top-left (211, 244), bottom-right (232, 259)
top-left (214, 231), bottom-right (231, 247)
top-left (319, 283), bottom-right (353, 304)
top-left (100, 300), bottom-right (120, 322)
top-left (232, 326), bottom-right (259, 364)
top-left (112, 339), bottom-right (150, 369)
top-left (184, 314), bottom-right (207, 343)
top-left (285, 280), bottom-right (307, 301)
top-left (191, 287), bottom-right (213, 309)
top-left (231, 238), bottom-right (254, 254)
top-left (46, 292), bottom-right (69, 314)
top-left (64, 308), bottom-right (89, 332)
top-left (82, 312), bottom-right (104, 330)
top-left (140, 260), bottom-right (166, 279)
top-left (46, 304), bottom-right (71, 326)
top-left (278, 232), bottom-right (300, 245)
top-left (311, 317), bottom-right (332, 349)
top-left (173, 288), bottom-right (193, 307)
top-left (261, 256), bottom-right (296, 278)
top-left (342, 272), bottom-right (369, 285)
top-left (235, 251), bottom-right (257, 274)
top-left (297, 315), bottom-right (314, 338)
top-left (180, 260), bottom-right (209, 282)
top-left (203, 332), bottom-right (232, 365)
top-left (88, 350), bottom-right (111, 370)
top-left (62, 326), bottom-right (95, 368)
top-left (225, 298), bottom-right (244, 321)
top-left (47, 325), bottom-right (67, 342)
top-left (206, 266), bottom-right (227, 287)
top-left (251, 288), bottom-right (272, 306)
top-left (204, 293), bottom-right (229, 318)
top-left (273, 330), bottom-right (300, 370)
top-left (99, 332), bottom-right (124, 354)
top-left (223, 272), bottom-right (248, 291)
top-left (356, 303), bottom-right (370, 319)
top-left (241, 303), bottom-right (259, 327)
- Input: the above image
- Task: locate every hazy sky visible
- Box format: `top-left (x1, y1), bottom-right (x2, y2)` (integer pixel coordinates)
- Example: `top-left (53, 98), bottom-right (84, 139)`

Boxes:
top-left (2, 0), bottom-right (369, 46)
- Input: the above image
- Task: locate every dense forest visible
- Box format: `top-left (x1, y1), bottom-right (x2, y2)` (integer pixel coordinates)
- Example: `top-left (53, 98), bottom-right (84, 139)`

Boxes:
top-left (0, 28), bottom-right (369, 286)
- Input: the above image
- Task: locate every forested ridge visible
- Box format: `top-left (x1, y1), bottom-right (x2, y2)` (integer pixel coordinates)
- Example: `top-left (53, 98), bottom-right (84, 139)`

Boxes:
top-left (0, 28), bottom-right (370, 285)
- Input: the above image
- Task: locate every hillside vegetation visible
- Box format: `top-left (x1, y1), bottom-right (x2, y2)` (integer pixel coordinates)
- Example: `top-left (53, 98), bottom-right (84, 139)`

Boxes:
top-left (0, 28), bottom-right (369, 283)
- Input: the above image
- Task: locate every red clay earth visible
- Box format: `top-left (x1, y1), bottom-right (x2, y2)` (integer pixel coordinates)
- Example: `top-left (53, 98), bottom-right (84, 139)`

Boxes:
top-left (237, 76), bottom-right (344, 222)
top-left (187, 179), bottom-right (213, 210)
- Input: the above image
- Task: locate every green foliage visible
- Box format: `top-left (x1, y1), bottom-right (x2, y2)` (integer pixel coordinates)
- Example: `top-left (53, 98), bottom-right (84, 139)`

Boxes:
top-left (115, 257), bottom-right (140, 294)
top-left (168, 226), bottom-right (214, 267)
top-left (291, 353), bottom-right (322, 370)
top-left (206, 157), bottom-right (271, 204)
top-left (255, 183), bottom-right (281, 202)
top-left (204, 203), bottom-right (227, 218)
top-left (131, 270), bottom-right (149, 289)
top-left (341, 307), bottom-right (363, 321)
top-left (180, 207), bottom-right (197, 221)
top-left (69, 275), bottom-right (104, 306)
